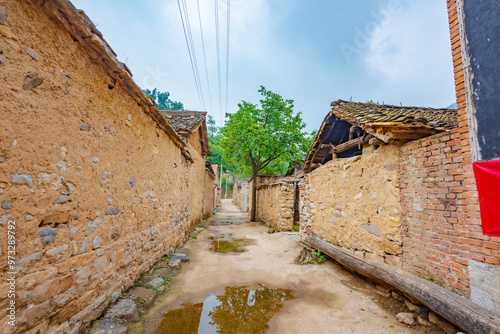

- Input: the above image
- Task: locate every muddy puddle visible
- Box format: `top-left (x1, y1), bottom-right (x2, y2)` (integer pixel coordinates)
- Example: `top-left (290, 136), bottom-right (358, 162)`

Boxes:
top-left (154, 285), bottom-right (293, 334)
top-left (206, 232), bottom-right (253, 254)
top-left (211, 220), bottom-right (239, 226)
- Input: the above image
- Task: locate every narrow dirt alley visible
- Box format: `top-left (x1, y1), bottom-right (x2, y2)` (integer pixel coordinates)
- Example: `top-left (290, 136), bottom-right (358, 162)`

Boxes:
top-left (131, 200), bottom-right (432, 334)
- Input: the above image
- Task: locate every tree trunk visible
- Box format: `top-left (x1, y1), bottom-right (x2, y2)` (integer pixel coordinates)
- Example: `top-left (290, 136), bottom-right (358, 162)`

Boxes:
top-left (303, 230), bottom-right (500, 334)
top-left (250, 169), bottom-right (258, 221)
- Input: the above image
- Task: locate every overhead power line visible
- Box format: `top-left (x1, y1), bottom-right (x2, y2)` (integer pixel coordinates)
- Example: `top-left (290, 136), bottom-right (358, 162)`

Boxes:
top-left (177, 0), bottom-right (206, 110)
top-left (214, 0), bottom-right (223, 124)
top-left (225, 0), bottom-right (231, 116)
top-left (181, 0), bottom-right (206, 110)
top-left (196, 0), bottom-right (213, 114)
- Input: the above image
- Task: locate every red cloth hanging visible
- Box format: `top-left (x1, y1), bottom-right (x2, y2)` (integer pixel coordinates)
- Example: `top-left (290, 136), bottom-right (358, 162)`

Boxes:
top-left (474, 159), bottom-right (500, 237)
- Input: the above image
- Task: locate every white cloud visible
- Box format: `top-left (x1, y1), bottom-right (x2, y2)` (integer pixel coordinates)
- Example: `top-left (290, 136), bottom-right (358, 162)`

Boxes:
top-left (149, 0), bottom-right (292, 123)
top-left (365, 1), bottom-right (454, 93)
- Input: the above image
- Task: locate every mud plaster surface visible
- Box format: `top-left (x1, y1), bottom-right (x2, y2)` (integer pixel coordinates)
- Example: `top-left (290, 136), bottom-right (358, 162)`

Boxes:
top-left (133, 200), bottom-right (418, 334)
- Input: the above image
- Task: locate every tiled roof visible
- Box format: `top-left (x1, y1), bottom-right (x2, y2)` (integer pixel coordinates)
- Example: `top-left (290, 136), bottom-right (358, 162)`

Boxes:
top-left (303, 100), bottom-right (458, 173)
top-left (331, 100), bottom-right (458, 130)
top-left (161, 110), bottom-right (207, 132)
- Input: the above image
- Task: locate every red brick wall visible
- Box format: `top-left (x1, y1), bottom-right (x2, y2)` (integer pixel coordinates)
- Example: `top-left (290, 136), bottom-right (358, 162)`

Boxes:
top-left (448, 0), bottom-right (500, 267)
top-left (401, 130), bottom-right (470, 293)
top-left (399, 0), bottom-right (500, 296)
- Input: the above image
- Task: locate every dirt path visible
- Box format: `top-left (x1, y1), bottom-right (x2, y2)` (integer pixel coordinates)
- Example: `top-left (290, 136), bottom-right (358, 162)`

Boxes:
top-left (133, 199), bottom-right (424, 334)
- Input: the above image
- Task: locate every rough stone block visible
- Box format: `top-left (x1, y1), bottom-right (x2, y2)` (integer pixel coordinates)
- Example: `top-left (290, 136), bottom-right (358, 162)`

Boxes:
top-left (144, 277), bottom-right (164, 289)
top-left (361, 223), bottom-right (381, 236)
top-left (92, 236), bottom-right (102, 249)
top-left (23, 72), bottom-right (43, 90)
top-left (46, 244), bottom-right (68, 258)
top-left (86, 217), bottom-right (107, 236)
top-left (53, 195), bottom-right (68, 204)
top-left (105, 299), bottom-right (139, 322)
top-left (128, 287), bottom-right (157, 306)
top-left (153, 268), bottom-right (175, 278)
top-left (396, 312), bottom-right (415, 326)
top-left (404, 299), bottom-right (422, 313)
top-left (0, 5), bottom-right (6, 25)
top-left (105, 208), bottom-right (120, 215)
top-left (89, 319), bottom-right (127, 334)
top-left (429, 312), bottom-right (455, 334)
top-left (417, 315), bottom-right (429, 326)
top-left (129, 177), bottom-right (136, 187)
top-left (17, 252), bottom-right (41, 273)
top-left (391, 291), bottom-right (405, 302)
top-left (56, 161), bottom-right (67, 174)
top-left (11, 174), bottom-right (33, 187)
top-left (26, 47), bottom-right (39, 60)
top-left (170, 253), bottom-right (189, 262)
top-left (80, 237), bottom-right (89, 253)
top-left (1, 202), bottom-right (13, 210)
top-left (111, 291), bottom-right (121, 303)
top-left (39, 227), bottom-right (58, 247)
top-left (78, 121), bottom-right (91, 132)
top-left (168, 259), bottom-right (181, 269)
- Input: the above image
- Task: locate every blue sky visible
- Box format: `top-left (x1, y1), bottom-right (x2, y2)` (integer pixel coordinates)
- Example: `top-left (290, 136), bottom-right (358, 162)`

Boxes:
top-left (71, 0), bottom-right (455, 132)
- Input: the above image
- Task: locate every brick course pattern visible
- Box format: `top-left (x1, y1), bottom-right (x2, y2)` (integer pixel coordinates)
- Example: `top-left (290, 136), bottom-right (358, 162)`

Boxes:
top-left (399, 0), bottom-right (500, 297)
top-left (401, 131), bottom-right (471, 293)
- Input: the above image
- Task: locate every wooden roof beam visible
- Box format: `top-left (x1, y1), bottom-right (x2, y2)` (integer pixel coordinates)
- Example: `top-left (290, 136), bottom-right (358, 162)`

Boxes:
top-left (321, 135), bottom-right (373, 154)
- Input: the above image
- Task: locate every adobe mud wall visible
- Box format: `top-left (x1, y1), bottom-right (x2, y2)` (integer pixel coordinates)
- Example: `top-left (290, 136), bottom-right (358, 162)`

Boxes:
top-left (0, 1), bottom-right (210, 333)
top-left (202, 168), bottom-right (215, 220)
top-left (186, 129), bottom-right (209, 225)
top-left (299, 145), bottom-right (403, 267)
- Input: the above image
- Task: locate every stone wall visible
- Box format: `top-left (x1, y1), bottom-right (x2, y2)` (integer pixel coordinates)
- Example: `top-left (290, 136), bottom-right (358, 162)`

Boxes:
top-left (232, 182), bottom-right (241, 209)
top-left (299, 145), bottom-right (402, 267)
top-left (256, 184), bottom-right (280, 229)
top-left (239, 181), bottom-right (249, 213)
top-left (255, 181), bottom-right (295, 231)
top-left (233, 180), bottom-right (251, 213)
top-left (0, 1), bottom-right (211, 332)
top-left (202, 168), bottom-right (215, 220)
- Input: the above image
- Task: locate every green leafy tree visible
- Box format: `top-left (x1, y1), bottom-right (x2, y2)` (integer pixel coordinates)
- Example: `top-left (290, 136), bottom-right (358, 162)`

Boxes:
top-left (206, 114), bottom-right (220, 138)
top-left (143, 88), bottom-right (184, 110)
top-left (206, 114), bottom-right (223, 167)
top-left (206, 115), bottom-right (239, 177)
top-left (220, 86), bottom-right (308, 221)
top-left (221, 174), bottom-right (234, 198)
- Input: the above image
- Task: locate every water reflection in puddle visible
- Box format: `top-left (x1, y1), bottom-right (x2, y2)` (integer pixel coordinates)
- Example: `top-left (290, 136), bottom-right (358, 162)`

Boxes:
top-left (206, 233), bottom-right (251, 254)
top-left (154, 285), bottom-right (292, 334)
top-left (211, 221), bottom-right (239, 226)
